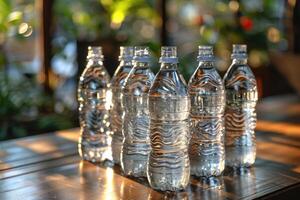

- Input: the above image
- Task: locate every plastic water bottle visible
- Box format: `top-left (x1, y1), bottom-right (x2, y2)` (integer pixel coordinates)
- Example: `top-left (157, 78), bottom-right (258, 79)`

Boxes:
top-left (223, 44), bottom-right (258, 168)
top-left (111, 46), bottom-right (134, 165)
top-left (121, 46), bottom-right (155, 177)
top-left (188, 46), bottom-right (225, 177)
top-left (148, 46), bottom-right (190, 191)
top-left (78, 46), bottom-right (112, 162)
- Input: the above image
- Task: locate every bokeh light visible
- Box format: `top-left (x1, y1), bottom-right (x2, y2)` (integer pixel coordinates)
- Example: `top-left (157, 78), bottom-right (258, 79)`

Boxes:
top-left (267, 27), bottom-right (281, 43)
top-left (229, 1), bottom-right (239, 12)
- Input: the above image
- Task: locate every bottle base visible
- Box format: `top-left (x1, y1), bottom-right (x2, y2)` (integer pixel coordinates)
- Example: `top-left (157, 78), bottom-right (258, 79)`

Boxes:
top-left (191, 166), bottom-right (224, 178)
top-left (225, 145), bottom-right (256, 168)
top-left (79, 145), bottom-right (112, 163)
top-left (190, 157), bottom-right (225, 177)
top-left (147, 167), bottom-right (190, 192)
top-left (148, 183), bottom-right (188, 192)
top-left (121, 153), bottom-right (148, 178)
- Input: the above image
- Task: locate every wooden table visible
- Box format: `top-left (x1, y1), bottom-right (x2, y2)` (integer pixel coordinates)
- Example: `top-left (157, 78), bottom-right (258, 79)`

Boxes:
top-left (1, 95), bottom-right (300, 200)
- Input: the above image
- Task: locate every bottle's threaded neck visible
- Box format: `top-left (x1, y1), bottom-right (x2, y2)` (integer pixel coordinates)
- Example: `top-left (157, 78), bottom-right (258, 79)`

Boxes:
top-left (197, 45), bottom-right (214, 61)
top-left (231, 44), bottom-right (248, 59)
top-left (119, 46), bottom-right (134, 61)
top-left (159, 46), bottom-right (178, 63)
top-left (87, 46), bottom-right (104, 60)
top-left (133, 46), bottom-right (150, 62)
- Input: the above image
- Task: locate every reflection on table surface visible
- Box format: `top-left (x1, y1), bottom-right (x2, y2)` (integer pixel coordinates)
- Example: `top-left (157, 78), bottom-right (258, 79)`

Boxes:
top-left (0, 95), bottom-right (300, 199)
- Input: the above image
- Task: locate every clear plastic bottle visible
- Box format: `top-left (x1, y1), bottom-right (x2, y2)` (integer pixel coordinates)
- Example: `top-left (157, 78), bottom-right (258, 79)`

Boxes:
top-left (78, 46), bottom-right (112, 162)
top-left (147, 46), bottom-right (190, 191)
top-left (111, 46), bottom-right (134, 165)
top-left (223, 44), bottom-right (258, 168)
top-left (188, 46), bottom-right (225, 177)
top-left (121, 46), bottom-right (155, 177)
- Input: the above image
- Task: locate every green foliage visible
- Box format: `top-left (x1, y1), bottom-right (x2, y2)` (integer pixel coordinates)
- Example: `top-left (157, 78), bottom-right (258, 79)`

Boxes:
top-left (53, 0), bottom-right (159, 42)
top-left (0, 0), bottom-right (12, 32)
top-left (0, 0), bottom-right (36, 38)
top-left (173, 0), bottom-right (285, 79)
top-left (0, 72), bottom-right (77, 140)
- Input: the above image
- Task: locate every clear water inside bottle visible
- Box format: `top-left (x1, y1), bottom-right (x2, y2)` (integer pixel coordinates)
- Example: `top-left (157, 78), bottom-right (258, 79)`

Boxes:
top-left (78, 48), bottom-right (112, 163)
top-left (188, 46), bottom-right (225, 177)
top-left (110, 46), bottom-right (134, 165)
top-left (223, 45), bottom-right (258, 168)
top-left (121, 47), bottom-right (155, 177)
top-left (148, 47), bottom-right (190, 191)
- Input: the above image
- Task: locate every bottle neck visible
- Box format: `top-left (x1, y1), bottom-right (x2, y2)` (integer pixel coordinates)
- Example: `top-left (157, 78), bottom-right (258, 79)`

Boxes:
top-left (160, 62), bottom-right (178, 70)
top-left (198, 60), bottom-right (214, 68)
top-left (232, 58), bottom-right (247, 65)
top-left (119, 59), bottom-right (133, 67)
top-left (87, 58), bottom-right (103, 66)
top-left (134, 61), bottom-right (149, 68)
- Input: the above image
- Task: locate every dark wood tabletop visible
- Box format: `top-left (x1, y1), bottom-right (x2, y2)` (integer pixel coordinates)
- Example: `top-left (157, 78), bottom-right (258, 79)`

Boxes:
top-left (1, 95), bottom-right (300, 200)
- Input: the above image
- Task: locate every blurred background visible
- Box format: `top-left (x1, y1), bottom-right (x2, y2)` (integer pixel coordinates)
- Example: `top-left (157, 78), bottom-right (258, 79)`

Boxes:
top-left (0, 0), bottom-right (299, 140)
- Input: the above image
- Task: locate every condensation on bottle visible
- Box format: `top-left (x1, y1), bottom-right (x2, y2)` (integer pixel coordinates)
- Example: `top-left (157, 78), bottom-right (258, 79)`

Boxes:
top-left (223, 44), bottom-right (258, 168)
top-left (111, 46), bottom-right (134, 165)
top-left (147, 46), bottom-right (190, 191)
top-left (121, 46), bottom-right (154, 177)
top-left (78, 46), bottom-right (112, 163)
top-left (188, 46), bottom-right (225, 177)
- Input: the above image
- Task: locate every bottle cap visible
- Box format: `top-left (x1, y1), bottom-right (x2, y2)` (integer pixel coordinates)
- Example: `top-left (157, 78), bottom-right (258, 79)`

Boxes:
top-left (119, 46), bottom-right (134, 61)
top-left (231, 44), bottom-right (248, 59)
top-left (197, 45), bottom-right (214, 61)
top-left (133, 46), bottom-right (151, 62)
top-left (87, 46), bottom-right (104, 60)
top-left (159, 46), bottom-right (179, 63)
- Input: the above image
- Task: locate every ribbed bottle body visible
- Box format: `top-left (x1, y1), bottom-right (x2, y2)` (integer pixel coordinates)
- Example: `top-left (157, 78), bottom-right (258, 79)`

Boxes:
top-left (78, 47), bottom-right (112, 162)
top-left (148, 94), bottom-right (190, 191)
top-left (110, 85), bottom-right (123, 164)
top-left (224, 45), bottom-right (258, 168)
top-left (147, 47), bottom-right (190, 191)
top-left (188, 66), bottom-right (225, 177)
top-left (121, 47), bottom-right (154, 177)
top-left (111, 47), bottom-right (134, 165)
